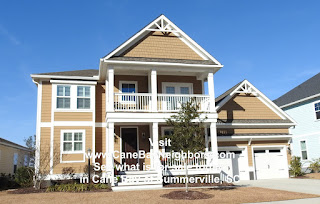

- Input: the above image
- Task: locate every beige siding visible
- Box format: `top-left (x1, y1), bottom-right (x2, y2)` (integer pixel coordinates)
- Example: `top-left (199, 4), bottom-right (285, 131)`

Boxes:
top-left (62, 154), bottom-right (83, 162)
top-left (40, 127), bottom-right (51, 173)
top-left (217, 128), bottom-right (289, 135)
top-left (95, 127), bottom-right (105, 166)
top-left (121, 31), bottom-right (203, 60)
top-left (95, 84), bottom-right (106, 122)
top-left (0, 145), bottom-right (30, 174)
top-left (218, 94), bottom-right (282, 120)
top-left (53, 126), bottom-right (92, 174)
top-left (114, 75), bottom-right (149, 93)
top-left (41, 82), bottom-right (52, 122)
top-left (54, 112), bottom-right (93, 121)
top-left (218, 140), bottom-right (290, 167)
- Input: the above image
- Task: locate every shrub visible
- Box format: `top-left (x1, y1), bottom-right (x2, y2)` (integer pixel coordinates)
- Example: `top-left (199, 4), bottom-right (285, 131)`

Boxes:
top-left (0, 173), bottom-right (19, 190)
top-left (46, 183), bottom-right (110, 192)
top-left (309, 158), bottom-right (320, 173)
top-left (83, 164), bottom-right (94, 175)
top-left (290, 156), bottom-right (304, 177)
top-left (15, 167), bottom-right (34, 187)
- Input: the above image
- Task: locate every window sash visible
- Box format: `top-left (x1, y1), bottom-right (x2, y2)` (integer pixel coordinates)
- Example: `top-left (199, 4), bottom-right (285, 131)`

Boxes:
top-left (77, 86), bottom-right (90, 109)
top-left (62, 132), bottom-right (83, 152)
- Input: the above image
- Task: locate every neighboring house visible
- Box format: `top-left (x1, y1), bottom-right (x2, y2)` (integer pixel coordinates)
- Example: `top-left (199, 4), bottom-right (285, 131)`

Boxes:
top-left (30, 15), bottom-right (295, 190)
top-left (274, 72), bottom-right (320, 168)
top-left (0, 138), bottom-right (32, 174)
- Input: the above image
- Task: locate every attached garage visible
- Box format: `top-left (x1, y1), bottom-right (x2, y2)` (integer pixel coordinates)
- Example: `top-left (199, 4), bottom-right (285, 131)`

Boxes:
top-left (253, 147), bottom-right (289, 179)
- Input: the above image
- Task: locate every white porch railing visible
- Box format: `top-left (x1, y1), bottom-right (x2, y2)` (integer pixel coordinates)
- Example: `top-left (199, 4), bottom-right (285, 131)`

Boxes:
top-left (161, 152), bottom-right (208, 169)
top-left (157, 94), bottom-right (210, 112)
top-left (114, 93), bottom-right (211, 112)
top-left (114, 93), bottom-right (152, 112)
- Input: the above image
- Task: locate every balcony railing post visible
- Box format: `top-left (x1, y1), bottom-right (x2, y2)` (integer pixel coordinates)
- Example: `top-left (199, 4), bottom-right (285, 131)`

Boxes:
top-left (151, 69), bottom-right (157, 112)
top-left (107, 67), bottom-right (114, 112)
top-left (207, 72), bottom-right (215, 112)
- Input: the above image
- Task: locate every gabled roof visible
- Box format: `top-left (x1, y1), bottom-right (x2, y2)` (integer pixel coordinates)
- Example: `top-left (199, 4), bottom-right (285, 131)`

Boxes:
top-left (102, 15), bottom-right (222, 66)
top-left (32, 69), bottom-right (99, 77)
top-left (215, 80), bottom-right (296, 124)
top-left (0, 137), bottom-right (31, 151)
top-left (274, 72), bottom-right (320, 108)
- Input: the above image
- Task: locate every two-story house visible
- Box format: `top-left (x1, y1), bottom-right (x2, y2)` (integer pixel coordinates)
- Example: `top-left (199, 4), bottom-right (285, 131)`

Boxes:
top-left (274, 72), bottom-right (320, 169)
top-left (31, 15), bottom-right (295, 190)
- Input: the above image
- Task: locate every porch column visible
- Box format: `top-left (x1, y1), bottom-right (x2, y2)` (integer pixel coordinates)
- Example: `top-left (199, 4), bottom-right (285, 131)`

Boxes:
top-left (210, 122), bottom-right (218, 162)
top-left (152, 122), bottom-right (159, 170)
top-left (107, 67), bottom-right (114, 112)
top-left (207, 72), bottom-right (215, 112)
top-left (106, 122), bottom-right (114, 184)
top-left (151, 69), bottom-right (157, 112)
top-left (205, 125), bottom-right (209, 152)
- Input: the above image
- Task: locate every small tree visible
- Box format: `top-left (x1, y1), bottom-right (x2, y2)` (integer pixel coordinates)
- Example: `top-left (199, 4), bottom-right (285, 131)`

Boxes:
top-left (309, 158), bottom-right (320, 173)
top-left (24, 135), bottom-right (36, 158)
top-left (290, 156), bottom-right (304, 177)
top-left (165, 99), bottom-right (207, 192)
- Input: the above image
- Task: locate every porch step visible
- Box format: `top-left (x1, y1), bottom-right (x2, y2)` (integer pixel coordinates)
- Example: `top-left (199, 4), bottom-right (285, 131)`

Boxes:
top-left (113, 170), bottom-right (163, 191)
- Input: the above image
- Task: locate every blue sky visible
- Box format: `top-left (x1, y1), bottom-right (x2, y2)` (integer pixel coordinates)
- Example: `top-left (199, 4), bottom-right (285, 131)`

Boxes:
top-left (1, 0), bottom-right (320, 146)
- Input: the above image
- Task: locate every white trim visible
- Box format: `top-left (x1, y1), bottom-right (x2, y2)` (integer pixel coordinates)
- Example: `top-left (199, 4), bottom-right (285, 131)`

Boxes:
top-left (35, 80), bottom-right (42, 174)
top-left (292, 130), bottom-right (320, 138)
top-left (92, 85), bottom-right (96, 164)
top-left (60, 130), bottom-right (86, 164)
top-left (216, 123), bottom-right (295, 127)
top-left (215, 80), bottom-right (296, 124)
top-left (50, 80), bottom-right (97, 85)
top-left (41, 121), bottom-right (94, 127)
top-left (120, 126), bottom-right (139, 165)
top-left (50, 84), bottom-right (54, 174)
top-left (299, 139), bottom-right (309, 161)
top-left (280, 93), bottom-right (320, 109)
top-left (162, 82), bottom-right (193, 94)
top-left (104, 59), bottom-right (222, 69)
top-left (218, 135), bottom-right (292, 142)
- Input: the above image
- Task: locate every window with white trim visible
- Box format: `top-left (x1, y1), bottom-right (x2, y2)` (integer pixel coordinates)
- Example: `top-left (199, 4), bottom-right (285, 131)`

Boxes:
top-left (62, 131), bottom-right (84, 152)
top-left (77, 86), bottom-right (90, 109)
top-left (315, 102), bottom-right (320, 120)
top-left (57, 85), bottom-right (71, 109)
top-left (300, 140), bottom-right (308, 160)
top-left (24, 155), bottom-right (29, 167)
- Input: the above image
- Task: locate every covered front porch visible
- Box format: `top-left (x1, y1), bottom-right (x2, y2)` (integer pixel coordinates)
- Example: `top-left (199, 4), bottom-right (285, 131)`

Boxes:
top-left (103, 122), bottom-right (229, 186)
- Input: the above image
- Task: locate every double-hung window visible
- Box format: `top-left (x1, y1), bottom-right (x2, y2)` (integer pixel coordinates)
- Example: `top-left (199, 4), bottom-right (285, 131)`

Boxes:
top-left (315, 102), bottom-right (320, 120)
top-left (77, 86), bottom-right (90, 109)
top-left (300, 140), bottom-right (308, 160)
top-left (62, 131), bottom-right (84, 152)
top-left (57, 85), bottom-right (71, 109)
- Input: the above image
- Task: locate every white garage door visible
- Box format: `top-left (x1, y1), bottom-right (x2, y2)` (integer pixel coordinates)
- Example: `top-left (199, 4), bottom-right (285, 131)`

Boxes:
top-left (254, 149), bottom-right (288, 179)
top-left (230, 150), bottom-right (249, 181)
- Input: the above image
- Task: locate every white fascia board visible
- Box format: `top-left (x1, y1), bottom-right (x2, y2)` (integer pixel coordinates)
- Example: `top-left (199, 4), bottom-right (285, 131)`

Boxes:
top-left (279, 93), bottom-right (320, 109)
top-left (50, 80), bottom-right (97, 85)
top-left (217, 135), bottom-right (292, 142)
top-left (216, 123), bottom-right (295, 128)
top-left (31, 74), bottom-right (99, 81)
top-left (104, 59), bottom-right (223, 69)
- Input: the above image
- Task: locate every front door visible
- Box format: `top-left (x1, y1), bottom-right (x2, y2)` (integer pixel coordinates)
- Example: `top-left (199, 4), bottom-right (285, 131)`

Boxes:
top-left (121, 128), bottom-right (138, 167)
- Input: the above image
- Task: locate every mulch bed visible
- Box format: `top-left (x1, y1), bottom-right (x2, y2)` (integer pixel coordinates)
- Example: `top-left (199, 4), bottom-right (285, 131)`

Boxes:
top-left (161, 190), bottom-right (213, 200)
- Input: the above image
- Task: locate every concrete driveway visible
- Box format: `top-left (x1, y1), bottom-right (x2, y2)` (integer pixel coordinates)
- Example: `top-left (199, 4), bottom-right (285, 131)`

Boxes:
top-left (237, 178), bottom-right (320, 203)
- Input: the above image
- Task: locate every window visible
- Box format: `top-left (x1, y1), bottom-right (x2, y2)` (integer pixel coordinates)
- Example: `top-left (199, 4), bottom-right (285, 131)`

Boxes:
top-left (13, 153), bottom-right (18, 173)
top-left (24, 155), bottom-right (29, 167)
top-left (77, 86), bottom-right (90, 109)
top-left (62, 131), bottom-right (84, 152)
top-left (163, 128), bottom-right (173, 153)
top-left (315, 102), bottom-right (320, 120)
top-left (300, 141), bottom-right (308, 160)
top-left (121, 83), bottom-right (136, 93)
top-left (57, 85), bottom-right (70, 108)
